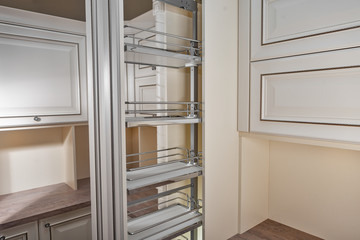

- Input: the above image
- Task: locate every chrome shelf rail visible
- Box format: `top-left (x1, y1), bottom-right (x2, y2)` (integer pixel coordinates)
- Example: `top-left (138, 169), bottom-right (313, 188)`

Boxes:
top-left (124, 25), bottom-right (202, 68)
top-left (126, 148), bottom-right (202, 192)
top-left (128, 192), bottom-right (202, 240)
top-left (125, 102), bottom-right (202, 127)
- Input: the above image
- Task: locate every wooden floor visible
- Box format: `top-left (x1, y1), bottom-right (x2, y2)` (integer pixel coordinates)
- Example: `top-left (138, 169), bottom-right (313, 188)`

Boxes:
top-left (229, 220), bottom-right (323, 240)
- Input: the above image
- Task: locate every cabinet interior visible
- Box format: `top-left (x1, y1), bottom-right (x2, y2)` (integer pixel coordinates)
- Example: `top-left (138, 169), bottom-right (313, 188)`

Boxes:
top-left (0, 125), bottom-right (90, 195)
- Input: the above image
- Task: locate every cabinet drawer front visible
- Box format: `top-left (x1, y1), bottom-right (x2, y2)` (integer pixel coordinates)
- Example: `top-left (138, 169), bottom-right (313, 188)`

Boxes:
top-left (251, 0), bottom-right (360, 60)
top-left (50, 216), bottom-right (91, 240)
top-left (0, 222), bottom-right (38, 240)
top-left (251, 48), bottom-right (360, 143)
top-left (39, 208), bottom-right (91, 240)
top-left (0, 23), bottom-right (87, 128)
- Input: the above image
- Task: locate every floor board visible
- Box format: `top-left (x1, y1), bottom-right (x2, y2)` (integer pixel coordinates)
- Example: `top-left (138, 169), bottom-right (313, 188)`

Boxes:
top-left (229, 219), bottom-right (323, 240)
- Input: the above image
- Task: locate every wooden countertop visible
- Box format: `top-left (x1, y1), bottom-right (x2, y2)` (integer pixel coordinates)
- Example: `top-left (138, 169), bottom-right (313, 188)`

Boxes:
top-left (0, 178), bottom-right (90, 230)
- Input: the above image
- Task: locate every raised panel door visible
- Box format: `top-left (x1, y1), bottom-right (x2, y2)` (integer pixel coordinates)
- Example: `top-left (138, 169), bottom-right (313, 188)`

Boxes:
top-left (250, 47), bottom-right (360, 143)
top-left (0, 222), bottom-right (38, 240)
top-left (251, 0), bottom-right (360, 60)
top-left (0, 22), bottom-right (87, 128)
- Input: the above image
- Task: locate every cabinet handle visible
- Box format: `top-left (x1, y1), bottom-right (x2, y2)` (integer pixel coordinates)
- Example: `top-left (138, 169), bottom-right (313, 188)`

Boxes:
top-left (34, 116), bottom-right (41, 122)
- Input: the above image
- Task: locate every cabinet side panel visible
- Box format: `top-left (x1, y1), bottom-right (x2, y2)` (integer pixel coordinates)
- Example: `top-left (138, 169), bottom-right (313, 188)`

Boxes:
top-left (238, 0), bottom-right (250, 132)
top-left (204, 0), bottom-right (240, 239)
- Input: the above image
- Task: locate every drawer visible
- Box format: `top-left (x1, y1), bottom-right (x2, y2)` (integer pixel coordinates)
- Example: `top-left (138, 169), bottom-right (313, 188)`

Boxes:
top-left (0, 222), bottom-right (38, 240)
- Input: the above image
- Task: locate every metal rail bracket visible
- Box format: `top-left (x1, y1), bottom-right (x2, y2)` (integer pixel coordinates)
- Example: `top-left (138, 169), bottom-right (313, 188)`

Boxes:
top-left (158, 0), bottom-right (197, 12)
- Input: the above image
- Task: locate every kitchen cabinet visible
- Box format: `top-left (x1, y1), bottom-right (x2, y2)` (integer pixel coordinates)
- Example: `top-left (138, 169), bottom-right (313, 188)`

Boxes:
top-left (250, 47), bottom-right (360, 143)
top-left (239, 0), bottom-right (360, 143)
top-left (0, 6), bottom-right (87, 129)
top-left (39, 208), bottom-right (91, 240)
top-left (0, 222), bottom-right (38, 240)
top-left (250, 0), bottom-right (360, 61)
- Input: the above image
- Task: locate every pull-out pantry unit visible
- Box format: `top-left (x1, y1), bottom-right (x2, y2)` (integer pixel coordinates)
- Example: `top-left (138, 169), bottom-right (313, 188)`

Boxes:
top-left (123, 0), bottom-right (203, 239)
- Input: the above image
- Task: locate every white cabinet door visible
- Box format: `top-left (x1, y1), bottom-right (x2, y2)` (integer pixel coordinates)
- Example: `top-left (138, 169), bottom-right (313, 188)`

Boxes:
top-left (0, 222), bottom-right (38, 240)
top-left (135, 76), bottom-right (157, 111)
top-left (251, 0), bottom-right (360, 61)
top-left (39, 208), bottom-right (91, 240)
top-left (0, 22), bottom-right (87, 128)
top-left (250, 47), bottom-right (360, 143)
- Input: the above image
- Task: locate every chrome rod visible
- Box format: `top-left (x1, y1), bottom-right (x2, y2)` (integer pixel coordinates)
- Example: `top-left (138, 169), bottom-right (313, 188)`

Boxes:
top-left (126, 153), bottom-right (186, 165)
top-left (128, 206), bottom-right (202, 235)
top-left (126, 147), bottom-right (188, 157)
top-left (128, 157), bottom-right (197, 172)
top-left (124, 36), bottom-right (202, 51)
top-left (128, 185), bottom-right (191, 207)
top-left (127, 163), bottom-right (200, 181)
top-left (44, 213), bottom-right (91, 228)
top-left (124, 25), bottom-right (201, 43)
top-left (128, 197), bottom-right (188, 216)
top-left (126, 101), bottom-right (201, 105)
top-left (139, 215), bottom-right (202, 240)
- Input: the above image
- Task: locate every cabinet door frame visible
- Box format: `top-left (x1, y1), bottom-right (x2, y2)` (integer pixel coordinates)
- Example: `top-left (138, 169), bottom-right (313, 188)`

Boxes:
top-left (250, 0), bottom-right (360, 61)
top-left (250, 47), bottom-right (360, 143)
top-left (0, 6), bottom-right (87, 129)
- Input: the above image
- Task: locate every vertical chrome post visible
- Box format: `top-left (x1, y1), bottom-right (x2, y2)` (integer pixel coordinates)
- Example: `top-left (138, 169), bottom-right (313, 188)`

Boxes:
top-left (190, 5), bottom-right (199, 240)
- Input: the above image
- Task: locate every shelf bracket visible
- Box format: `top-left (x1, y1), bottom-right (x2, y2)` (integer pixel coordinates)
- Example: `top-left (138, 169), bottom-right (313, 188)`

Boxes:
top-left (158, 0), bottom-right (197, 12)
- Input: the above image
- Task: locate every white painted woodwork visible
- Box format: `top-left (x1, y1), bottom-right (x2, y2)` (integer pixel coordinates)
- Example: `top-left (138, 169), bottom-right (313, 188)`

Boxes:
top-left (0, 222), bottom-right (38, 240)
top-left (75, 125), bottom-right (90, 180)
top-left (261, 68), bottom-right (360, 125)
top-left (239, 137), bottom-right (269, 233)
top-left (39, 208), bottom-right (91, 240)
top-left (0, 126), bottom-right (79, 195)
top-left (250, 47), bottom-right (360, 143)
top-left (251, 0), bottom-right (360, 60)
top-left (0, 6), bottom-right (85, 35)
top-left (238, 0), bottom-right (251, 132)
top-left (135, 75), bottom-right (157, 111)
top-left (125, 11), bottom-right (156, 78)
top-left (63, 126), bottom-right (78, 190)
top-left (204, 0), bottom-right (240, 239)
top-left (0, 17), bottom-right (86, 128)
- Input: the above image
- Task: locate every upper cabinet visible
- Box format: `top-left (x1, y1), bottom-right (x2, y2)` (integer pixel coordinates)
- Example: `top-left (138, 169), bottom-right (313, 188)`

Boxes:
top-left (239, 0), bottom-right (360, 143)
top-left (0, 6), bottom-right (87, 129)
top-left (251, 0), bottom-right (360, 61)
top-left (250, 47), bottom-right (360, 143)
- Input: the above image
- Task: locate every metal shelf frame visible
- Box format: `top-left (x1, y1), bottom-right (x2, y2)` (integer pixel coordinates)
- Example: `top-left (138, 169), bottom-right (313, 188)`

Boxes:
top-left (125, 101), bottom-right (202, 128)
top-left (127, 190), bottom-right (202, 240)
top-left (124, 0), bottom-right (202, 239)
top-left (126, 147), bottom-right (202, 193)
top-left (124, 24), bottom-right (202, 69)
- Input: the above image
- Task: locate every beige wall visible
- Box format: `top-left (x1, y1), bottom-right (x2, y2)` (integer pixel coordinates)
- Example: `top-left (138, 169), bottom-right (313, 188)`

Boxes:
top-left (204, 0), bottom-right (239, 239)
top-left (0, 126), bottom-right (90, 195)
top-left (239, 135), bottom-right (360, 240)
top-left (269, 141), bottom-right (360, 240)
